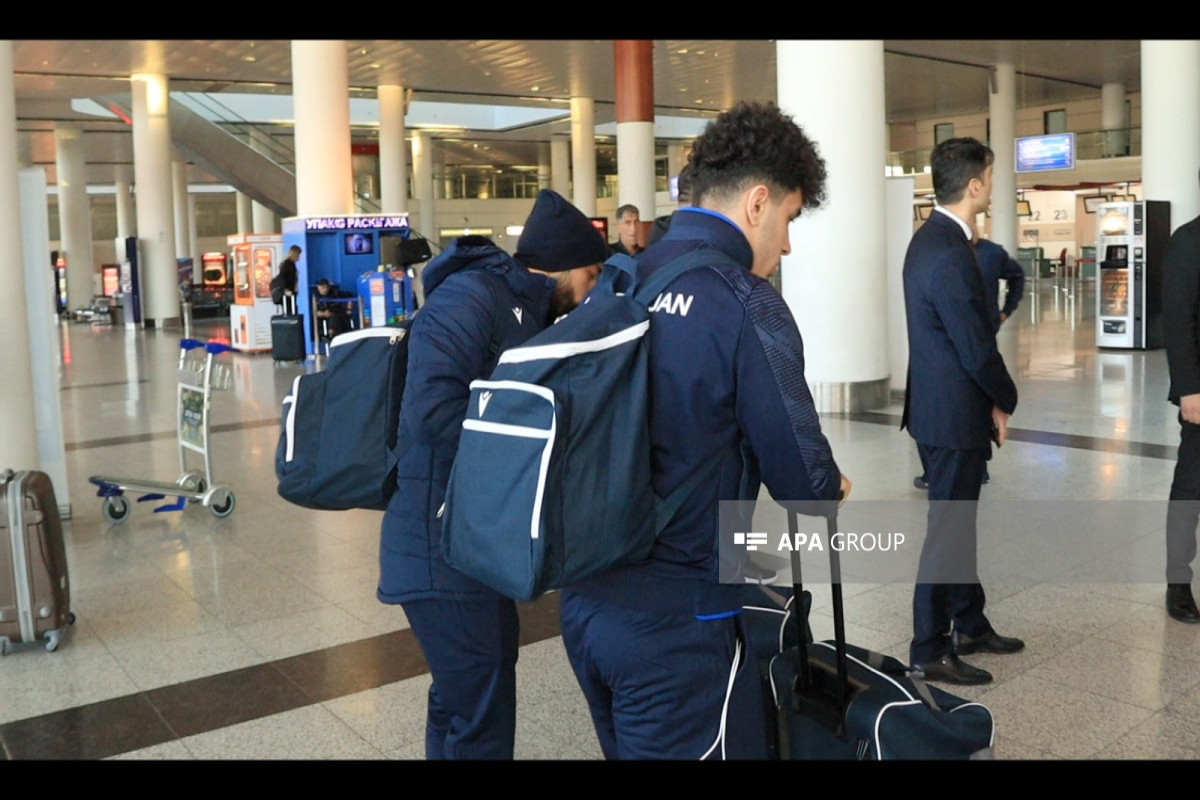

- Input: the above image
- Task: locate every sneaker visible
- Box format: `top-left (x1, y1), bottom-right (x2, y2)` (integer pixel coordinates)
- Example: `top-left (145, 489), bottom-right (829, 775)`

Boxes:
top-left (741, 559), bottom-right (778, 585)
top-left (913, 475), bottom-right (929, 490)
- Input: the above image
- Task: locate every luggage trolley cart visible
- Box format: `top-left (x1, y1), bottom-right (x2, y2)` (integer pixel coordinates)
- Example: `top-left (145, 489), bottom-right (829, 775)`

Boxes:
top-left (89, 339), bottom-right (238, 523)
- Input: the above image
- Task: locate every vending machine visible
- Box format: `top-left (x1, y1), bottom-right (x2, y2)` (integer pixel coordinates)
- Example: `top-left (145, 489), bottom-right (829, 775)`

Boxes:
top-left (1095, 200), bottom-right (1170, 350)
top-left (227, 233), bottom-right (282, 352)
top-left (114, 236), bottom-right (142, 327)
top-left (357, 269), bottom-right (415, 327)
top-left (201, 252), bottom-right (229, 286)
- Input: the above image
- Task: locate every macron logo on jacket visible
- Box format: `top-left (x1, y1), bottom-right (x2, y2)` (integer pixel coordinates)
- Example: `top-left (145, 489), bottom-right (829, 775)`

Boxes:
top-left (649, 291), bottom-right (694, 317)
top-left (478, 391), bottom-right (493, 417)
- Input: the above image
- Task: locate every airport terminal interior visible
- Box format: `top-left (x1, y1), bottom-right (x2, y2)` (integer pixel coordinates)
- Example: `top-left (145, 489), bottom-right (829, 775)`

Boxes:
top-left (4, 40), bottom-right (1200, 761)
top-left (3, 276), bottom-right (1199, 761)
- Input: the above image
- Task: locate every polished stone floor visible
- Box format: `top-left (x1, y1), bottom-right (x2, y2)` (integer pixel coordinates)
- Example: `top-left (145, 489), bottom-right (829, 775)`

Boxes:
top-left (4, 276), bottom-right (1199, 761)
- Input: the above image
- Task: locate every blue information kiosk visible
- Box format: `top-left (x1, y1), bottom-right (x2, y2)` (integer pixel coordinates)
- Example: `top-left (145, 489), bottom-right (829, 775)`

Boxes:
top-left (281, 213), bottom-right (417, 358)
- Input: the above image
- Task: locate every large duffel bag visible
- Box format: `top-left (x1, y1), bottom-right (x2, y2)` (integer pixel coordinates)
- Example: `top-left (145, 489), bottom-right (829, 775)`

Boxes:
top-left (762, 505), bottom-right (994, 760)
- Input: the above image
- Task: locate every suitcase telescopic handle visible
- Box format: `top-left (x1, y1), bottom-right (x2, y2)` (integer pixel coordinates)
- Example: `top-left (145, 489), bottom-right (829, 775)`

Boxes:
top-left (789, 495), bottom-right (848, 716)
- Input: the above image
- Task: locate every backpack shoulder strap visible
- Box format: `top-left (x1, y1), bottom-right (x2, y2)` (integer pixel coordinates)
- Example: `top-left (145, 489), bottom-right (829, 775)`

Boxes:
top-left (632, 247), bottom-right (743, 305)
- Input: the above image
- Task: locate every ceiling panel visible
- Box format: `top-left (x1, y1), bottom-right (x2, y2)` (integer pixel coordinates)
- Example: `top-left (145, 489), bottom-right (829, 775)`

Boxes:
top-left (8, 40), bottom-right (1146, 186)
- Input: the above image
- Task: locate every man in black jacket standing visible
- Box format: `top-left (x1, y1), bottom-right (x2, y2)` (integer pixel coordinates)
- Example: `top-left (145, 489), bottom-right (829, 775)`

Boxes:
top-left (1163, 176), bottom-right (1200, 623)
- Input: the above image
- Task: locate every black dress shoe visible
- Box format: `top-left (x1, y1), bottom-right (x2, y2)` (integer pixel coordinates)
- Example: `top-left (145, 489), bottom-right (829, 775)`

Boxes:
top-left (1167, 584), bottom-right (1200, 624)
top-left (910, 653), bottom-right (992, 686)
top-left (952, 629), bottom-right (1025, 655)
top-left (913, 475), bottom-right (929, 490)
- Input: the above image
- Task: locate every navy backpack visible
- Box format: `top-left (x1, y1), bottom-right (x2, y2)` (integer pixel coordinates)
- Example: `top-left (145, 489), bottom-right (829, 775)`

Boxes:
top-left (275, 324), bottom-right (411, 511)
top-left (440, 249), bottom-right (735, 601)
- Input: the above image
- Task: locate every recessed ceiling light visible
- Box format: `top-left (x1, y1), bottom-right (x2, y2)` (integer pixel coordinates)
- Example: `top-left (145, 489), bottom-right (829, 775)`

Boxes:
top-left (531, 85), bottom-right (540, 91)
top-left (677, 48), bottom-right (688, 54)
top-left (243, 56), bottom-right (256, 63)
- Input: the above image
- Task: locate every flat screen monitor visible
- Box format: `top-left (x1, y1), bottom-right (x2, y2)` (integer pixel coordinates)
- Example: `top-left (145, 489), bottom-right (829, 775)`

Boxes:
top-left (1015, 133), bottom-right (1075, 173)
top-left (1017, 200), bottom-right (1033, 218)
top-left (1083, 195), bottom-right (1110, 214)
top-left (344, 233), bottom-right (374, 256)
top-left (916, 205), bottom-right (934, 220)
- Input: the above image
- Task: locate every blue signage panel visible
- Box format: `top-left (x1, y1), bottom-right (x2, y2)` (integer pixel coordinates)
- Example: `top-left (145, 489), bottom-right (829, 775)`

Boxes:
top-left (1015, 133), bottom-right (1075, 173)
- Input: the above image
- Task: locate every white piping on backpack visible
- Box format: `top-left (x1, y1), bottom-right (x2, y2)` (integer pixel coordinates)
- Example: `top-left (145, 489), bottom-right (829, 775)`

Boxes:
top-left (283, 375), bottom-right (301, 463)
top-left (496, 321), bottom-right (648, 364)
top-left (461, 380), bottom-right (557, 541)
top-left (328, 326), bottom-right (407, 349)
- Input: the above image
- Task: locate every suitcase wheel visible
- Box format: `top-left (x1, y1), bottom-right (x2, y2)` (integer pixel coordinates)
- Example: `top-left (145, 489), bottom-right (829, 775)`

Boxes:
top-left (44, 629), bottom-right (62, 652)
top-left (101, 495), bottom-right (130, 524)
top-left (0, 637), bottom-right (10, 656)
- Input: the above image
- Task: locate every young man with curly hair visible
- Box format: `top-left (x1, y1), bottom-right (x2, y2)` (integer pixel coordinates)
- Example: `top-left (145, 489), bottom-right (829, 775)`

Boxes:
top-left (559, 101), bottom-right (851, 760)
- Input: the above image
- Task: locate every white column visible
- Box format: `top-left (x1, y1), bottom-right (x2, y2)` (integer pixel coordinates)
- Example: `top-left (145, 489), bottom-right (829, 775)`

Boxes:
top-left (989, 62), bottom-right (1017, 258)
top-left (537, 142), bottom-right (551, 191)
top-left (550, 137), bottom-right (570, 198)
top-left (131, 72), bottom-right (180, 327)
top-left (54, 122), bottom-right (94, 310)
top-left (114, 175), bottom-right (134, 238)
top-left (570, 96), bottom-right (596, 216)
top-left (412, 130), bottom-right (434, 240)
top-left (172, 159), bottom-right (192, 263)
top-left (778, 40), bottom-right (890, 412)
top-left (291, 40), bottom-right (353, 216)
top-left (1142, 41), bottom-right (1200, 230)
top-left (251, 197), bottom-right (276, 233)
top-left (236, 192), bottom-right (252, 234)
top-left (187, 193), bottom-right (199, 285)
top-left (617, 122), bottom-right (656, 220)
top-left (20, 167), bottom-right (70, 510)
top-left (379, 83), bottom-right (408, 213)
top-left (667, 142), bottom-right (686, 181)
top-left (1102, 81), bottom-right (1128, 157)
top-left (0, 41), bottom-right (39, 468)
top-left (249, 130), bottom-right (277, 232)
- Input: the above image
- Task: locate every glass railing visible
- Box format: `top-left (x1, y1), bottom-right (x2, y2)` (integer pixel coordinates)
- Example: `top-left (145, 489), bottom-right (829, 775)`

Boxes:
top-left (173, 92), bottom-right (297, 171)
top-left (888, 127), bottom-right (1142, 176)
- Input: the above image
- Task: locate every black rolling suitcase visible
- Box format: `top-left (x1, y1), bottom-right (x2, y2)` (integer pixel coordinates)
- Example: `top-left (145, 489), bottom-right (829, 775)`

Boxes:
top-left (1, 469), bottom-right (74, 655)
top-left (272, 295), bottom-right (305, 364)
top-left (763, 504), bottom-right (994, 760)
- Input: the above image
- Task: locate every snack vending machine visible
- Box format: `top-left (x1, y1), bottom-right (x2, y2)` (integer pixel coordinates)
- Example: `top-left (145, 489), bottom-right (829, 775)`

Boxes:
top-left (228, 233), bottom-right (282, 352)
top-left (1095, 200), bottom-right (1170, 350)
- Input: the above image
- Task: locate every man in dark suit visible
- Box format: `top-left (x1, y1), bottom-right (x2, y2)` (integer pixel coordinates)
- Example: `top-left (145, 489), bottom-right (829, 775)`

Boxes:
top-left (913, 235), bottom-right (1025, 489)
top-left (902, 137), bottom-right (1021, 685)
top-left (1162, 176), bottom-right (1200, 623)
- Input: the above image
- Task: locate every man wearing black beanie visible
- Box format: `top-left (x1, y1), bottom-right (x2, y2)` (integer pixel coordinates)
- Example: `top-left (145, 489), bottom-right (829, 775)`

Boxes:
top-left (376, 189), bottom-right (608, 760)
top-left (515, 188), bottom-right (609, 319)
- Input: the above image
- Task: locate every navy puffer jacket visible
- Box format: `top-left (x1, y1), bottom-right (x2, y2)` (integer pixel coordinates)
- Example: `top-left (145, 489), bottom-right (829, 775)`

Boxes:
top-left (378, 236), bottom-right (554, 603)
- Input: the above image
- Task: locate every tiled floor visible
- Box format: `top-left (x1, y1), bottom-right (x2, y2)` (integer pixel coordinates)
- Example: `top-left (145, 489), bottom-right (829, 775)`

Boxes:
top-left (3, 276), bottom-right (1198, 761)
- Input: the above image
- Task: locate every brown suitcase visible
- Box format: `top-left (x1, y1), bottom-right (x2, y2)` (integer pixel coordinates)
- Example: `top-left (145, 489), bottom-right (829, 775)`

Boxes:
top-left (1, 469), bottom-right (74, 654)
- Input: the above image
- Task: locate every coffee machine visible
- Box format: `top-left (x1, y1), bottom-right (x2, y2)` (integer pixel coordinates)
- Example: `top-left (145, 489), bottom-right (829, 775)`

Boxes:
top-left (1095, 200), bottom-right (1170, 350)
